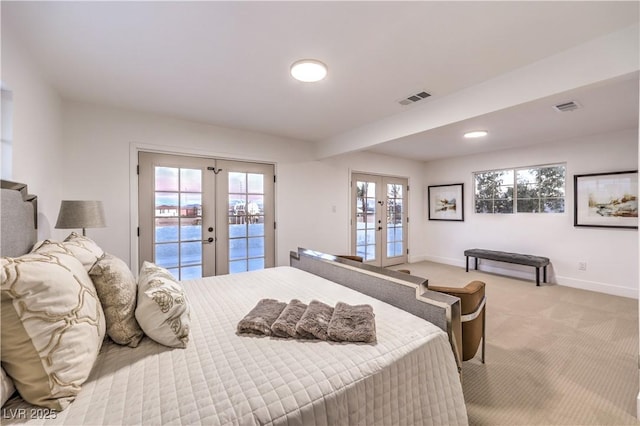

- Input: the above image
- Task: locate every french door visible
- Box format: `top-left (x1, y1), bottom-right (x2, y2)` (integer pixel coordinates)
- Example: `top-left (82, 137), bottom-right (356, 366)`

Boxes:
top-left (351, 173), bottom-right (408, 267)
top-left (138, 152), bottom-right (275, 279)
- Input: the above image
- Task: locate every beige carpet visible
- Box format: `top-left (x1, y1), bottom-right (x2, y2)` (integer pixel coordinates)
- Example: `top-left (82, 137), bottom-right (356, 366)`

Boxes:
top-left (389, 261), bottom-right (639, 426)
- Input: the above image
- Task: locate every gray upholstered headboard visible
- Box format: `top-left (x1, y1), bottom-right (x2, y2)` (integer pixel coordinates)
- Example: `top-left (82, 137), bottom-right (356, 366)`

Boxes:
top-left (1, 180), bottom-right (38, 257)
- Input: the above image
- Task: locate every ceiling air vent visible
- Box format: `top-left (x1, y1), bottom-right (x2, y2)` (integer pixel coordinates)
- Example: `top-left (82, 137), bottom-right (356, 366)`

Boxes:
top-left (398, 90), bottom-right (431, 106)
top-left (553, 101), bottom-right (581, 113)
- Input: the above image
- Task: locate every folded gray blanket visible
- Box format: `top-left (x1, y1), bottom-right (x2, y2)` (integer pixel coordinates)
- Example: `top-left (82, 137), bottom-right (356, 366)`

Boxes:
top-left (271, 299), bottom-right (308, 338)
top-left (237, 299), bottom-right (287, 336)
top-left (296, 299), bottom-right (334, 341)
top-left (327, 302), bottom-right (376, 343)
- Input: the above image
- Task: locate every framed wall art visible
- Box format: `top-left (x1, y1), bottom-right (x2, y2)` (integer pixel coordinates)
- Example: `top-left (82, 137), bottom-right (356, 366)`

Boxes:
top-left (428, 183), bottom-right (464, 221)
top-left (574, 170), bottom-right (638, 229)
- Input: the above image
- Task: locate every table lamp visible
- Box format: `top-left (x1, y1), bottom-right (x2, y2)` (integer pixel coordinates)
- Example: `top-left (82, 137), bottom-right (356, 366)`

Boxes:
top-left (55, 200), bottom-right (106, 236)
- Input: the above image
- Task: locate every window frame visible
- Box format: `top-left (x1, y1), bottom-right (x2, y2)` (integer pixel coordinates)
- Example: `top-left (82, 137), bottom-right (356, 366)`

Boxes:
top-left (473, 163), bottom-right (566, 214)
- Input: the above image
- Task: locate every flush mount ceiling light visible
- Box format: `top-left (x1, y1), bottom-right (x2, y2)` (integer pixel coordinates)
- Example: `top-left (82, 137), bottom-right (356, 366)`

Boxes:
top-left (290, 59), bottom-right (327, 82)
top-left (464, 130), bottom-right (488, 139)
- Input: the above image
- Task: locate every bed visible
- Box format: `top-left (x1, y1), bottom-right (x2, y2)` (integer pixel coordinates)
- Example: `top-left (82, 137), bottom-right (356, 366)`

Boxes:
top-left (1, 180), bottom-right (468, 425)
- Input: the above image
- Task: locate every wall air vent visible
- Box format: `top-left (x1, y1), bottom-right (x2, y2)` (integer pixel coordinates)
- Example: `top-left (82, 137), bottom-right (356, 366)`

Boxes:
top-left (553, 101), bottom-right (581, 112)
top-left (398, 90), bottom-right (431, 106)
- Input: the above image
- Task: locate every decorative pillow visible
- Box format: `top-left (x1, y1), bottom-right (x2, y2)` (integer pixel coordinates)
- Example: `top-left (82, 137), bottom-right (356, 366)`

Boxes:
top-left (32, 232), bottom-right (104, 271)
top-left (89, 253), bottom-right (144, 348)
top-left (1, 252), bottom-right (106, 410)
top-left (135, 262), bottom-right (190, 348)
top-left (1, 366), bottom-right (16, 407)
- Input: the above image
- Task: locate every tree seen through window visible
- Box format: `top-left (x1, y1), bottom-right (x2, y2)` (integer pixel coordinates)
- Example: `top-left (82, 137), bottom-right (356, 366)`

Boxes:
top-left (474, 164), bottom-right (565, 214)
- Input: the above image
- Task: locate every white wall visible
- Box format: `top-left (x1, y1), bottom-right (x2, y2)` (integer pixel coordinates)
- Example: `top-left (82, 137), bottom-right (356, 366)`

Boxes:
top-left (1, 24), bottom-right (64, 240)
top-left (423, 128), bottom-right (639, 298)
top-left (277, 151), bottom-right (426, 259)
top-left (61, 101), bottom-right (311, 265)
top-left (60, 101), bottom-right (426, 269)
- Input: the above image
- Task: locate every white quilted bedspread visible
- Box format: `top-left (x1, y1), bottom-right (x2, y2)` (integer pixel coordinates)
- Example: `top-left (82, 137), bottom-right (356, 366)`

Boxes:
top-left (2, 266), bottom-right (468, 425)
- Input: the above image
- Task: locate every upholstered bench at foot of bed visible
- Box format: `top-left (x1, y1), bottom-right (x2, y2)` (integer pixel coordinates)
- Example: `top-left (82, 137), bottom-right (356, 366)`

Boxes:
top-left (464, 249), bottom-right (550, 286)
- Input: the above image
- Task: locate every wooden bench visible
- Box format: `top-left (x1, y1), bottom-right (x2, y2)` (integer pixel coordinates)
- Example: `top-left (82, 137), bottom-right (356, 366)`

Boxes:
top-left (464, 249), bottom-right (550, 286)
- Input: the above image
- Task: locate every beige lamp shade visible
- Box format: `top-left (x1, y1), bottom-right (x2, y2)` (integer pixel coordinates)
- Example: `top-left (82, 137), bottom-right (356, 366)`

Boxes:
top-left (55, 200), bottom-right (106, 236)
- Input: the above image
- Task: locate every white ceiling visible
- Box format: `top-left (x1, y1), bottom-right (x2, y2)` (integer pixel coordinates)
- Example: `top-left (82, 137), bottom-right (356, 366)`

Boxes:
top-left (369, 74), bottom-right (639, 160)
top-left (3, 1), bottom-right (639, 161)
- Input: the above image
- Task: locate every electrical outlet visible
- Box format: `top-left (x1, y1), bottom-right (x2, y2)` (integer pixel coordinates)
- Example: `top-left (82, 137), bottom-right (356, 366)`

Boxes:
top-left (578, 261), bottom-right (587, 271)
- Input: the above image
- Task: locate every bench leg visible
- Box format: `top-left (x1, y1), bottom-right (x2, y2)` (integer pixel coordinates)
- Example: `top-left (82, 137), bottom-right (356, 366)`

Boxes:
top-left (536, 268), bottom-right (540, 286)
top-left (465, 256), bottom-right (469, 272)
top-left (474, 257), bottom-right (478, 270)
top-left (543, 266), bottom-right (547, 283)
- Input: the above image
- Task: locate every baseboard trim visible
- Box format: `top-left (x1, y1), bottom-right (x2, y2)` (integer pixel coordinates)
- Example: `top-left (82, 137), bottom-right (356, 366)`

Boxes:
top-left (407, 254), bottom-right (429, 264)
top-left (422, 255), bottom-right (464, 268)
top-left (554, 275), bottom-right (637, 299)
top-left (416, 255), bottom-right (637, 299)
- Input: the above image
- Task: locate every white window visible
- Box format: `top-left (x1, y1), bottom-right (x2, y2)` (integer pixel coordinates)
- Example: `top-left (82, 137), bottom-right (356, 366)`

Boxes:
top-left (474, 164), bottom-right (565, 214)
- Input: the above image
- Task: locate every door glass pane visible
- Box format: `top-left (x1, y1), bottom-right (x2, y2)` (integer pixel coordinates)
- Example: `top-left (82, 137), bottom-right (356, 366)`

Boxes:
top-left (156, 218), bottom-right (178, 243)
top-left (229, 259), bottom-right (247, 274)
top-left (248, 219), bottom-right (264, 236)
top-left (229, 238), bottom-right (247, 260)
top-left (180, 193), bottom-right (201, 217)
top-left (366, 230), bottom-right (376, 244)
top-left (180, 242), bottom-right (202, 266)
top-left (365, 244), bottom-right (376, 259)
top-left (156, 243), bottom-right (179, 269)
top-left (155, 167), bottom-right (179, 191)
top-left (386, 183), bottom-right (404, 258)
top-left (180, 168), bottom-right (201, 192)
top-left (248, 258), bottom-right (264, 271)
top-left (180, 218), bottom-right (201, 241)
top-left (181, 265), bottom-right (202, 280)
top-left (247, 194), bottom-right (264, 236)
top-left (247, 174), bottom-right (263, 193)
top-left (156, 192), bottom-right (179, 213)
top-left (229, 172), bottom-right (246, 193)
top-left (356, 180), bottom-right (377, 261)
top-left (248, 237), bottom-right (264, 257)
top-left (228, 171), bottom-right (266, 274)
top-left (394, 226), bottom-right (403, 240)
top-left (154, 167), bottom-right (203, 280)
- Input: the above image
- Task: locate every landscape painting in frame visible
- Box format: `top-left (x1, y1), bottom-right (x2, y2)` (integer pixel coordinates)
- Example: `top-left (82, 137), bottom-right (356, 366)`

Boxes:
top-left (574, 170), bottom-right (638, 229)
top-left (428, 183), bottom-right (464, 221)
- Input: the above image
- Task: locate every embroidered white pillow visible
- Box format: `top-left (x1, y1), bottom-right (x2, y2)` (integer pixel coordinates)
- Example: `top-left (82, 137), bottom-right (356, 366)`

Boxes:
top-left (1, 252), bottom-right (106, 410)
top-left (135, 262), bottom-right (190, 348)
top-left (32, 232), bottom-right (104, 271)
top-left (89, 253), bottom-right (144, 347)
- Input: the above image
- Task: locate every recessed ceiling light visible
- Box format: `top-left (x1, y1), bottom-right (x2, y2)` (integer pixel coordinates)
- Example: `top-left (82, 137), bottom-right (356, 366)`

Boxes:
top-left (464, 130), bottom-right (488, 139)
top-left (290, 59), bottom-right (327, 82)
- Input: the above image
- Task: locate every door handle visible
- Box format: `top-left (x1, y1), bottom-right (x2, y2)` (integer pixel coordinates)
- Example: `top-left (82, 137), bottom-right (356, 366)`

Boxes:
top-left (377, 226), bottom-right (383, 231)
top-left (202, 237), bottom-right (214, 244)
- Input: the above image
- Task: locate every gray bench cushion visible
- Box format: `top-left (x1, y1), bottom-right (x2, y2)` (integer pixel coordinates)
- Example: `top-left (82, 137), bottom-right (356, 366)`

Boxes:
top-left (464, 249), bottom-right (549, 267)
